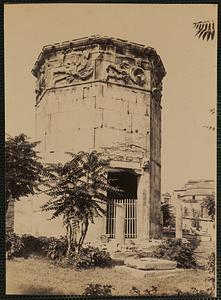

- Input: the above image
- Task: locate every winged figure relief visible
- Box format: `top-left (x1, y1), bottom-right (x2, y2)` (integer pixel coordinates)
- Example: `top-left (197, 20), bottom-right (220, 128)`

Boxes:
top-left (53, 50), bottom-right (94, 86)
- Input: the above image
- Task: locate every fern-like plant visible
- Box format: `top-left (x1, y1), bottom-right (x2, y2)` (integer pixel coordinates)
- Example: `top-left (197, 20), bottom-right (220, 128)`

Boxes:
top-left (193, 20), bottom-right (215, 41)
top-left (203, 107), bottom-right (215, 131)
top-left (42, 150), bottom-right (121, 256)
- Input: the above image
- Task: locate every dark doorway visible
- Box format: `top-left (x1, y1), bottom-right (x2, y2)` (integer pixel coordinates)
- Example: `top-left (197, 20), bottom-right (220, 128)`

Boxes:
top-left (107, 170), bottom-right (137, 199)
top-left (106, 170), bottom-right (138, 239)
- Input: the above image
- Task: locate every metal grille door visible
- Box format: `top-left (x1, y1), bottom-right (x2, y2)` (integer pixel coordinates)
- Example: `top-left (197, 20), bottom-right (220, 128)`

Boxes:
top-left (106, 199), bottom-right (137, 239)
top-left (106, 201), bottom-right (116, 238)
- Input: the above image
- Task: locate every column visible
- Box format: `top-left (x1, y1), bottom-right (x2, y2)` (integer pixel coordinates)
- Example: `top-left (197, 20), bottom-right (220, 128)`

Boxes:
top-left (137, 171), bottom-right (150, 242)
top-left (98, 203), bottom-right (107, 237)
top-left (115, 203), bottom-right (125, 245)
top-left (176, 195), bottom-right (183, 239)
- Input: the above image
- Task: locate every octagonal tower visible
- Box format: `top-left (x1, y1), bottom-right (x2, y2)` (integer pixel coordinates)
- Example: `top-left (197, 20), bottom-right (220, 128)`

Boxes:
top-left (32, 35), bottom-right (166, 241)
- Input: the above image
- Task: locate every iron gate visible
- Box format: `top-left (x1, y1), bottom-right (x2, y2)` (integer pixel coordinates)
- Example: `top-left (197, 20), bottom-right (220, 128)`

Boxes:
top-left (106, 199), bottom-right (137, 239)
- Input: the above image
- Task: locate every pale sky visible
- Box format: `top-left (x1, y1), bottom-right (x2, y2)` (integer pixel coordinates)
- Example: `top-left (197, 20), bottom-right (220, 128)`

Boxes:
top-left (4, 4), bottom-right (217, 193)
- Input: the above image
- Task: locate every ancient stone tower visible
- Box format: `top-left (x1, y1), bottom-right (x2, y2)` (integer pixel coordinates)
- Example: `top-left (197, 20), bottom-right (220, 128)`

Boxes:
top-left (32, 36), bottom-right (166, 241)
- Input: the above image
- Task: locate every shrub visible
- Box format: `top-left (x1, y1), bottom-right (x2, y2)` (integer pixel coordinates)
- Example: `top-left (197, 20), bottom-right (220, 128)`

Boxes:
top-left (207, 252), bottom-right (215, 273)
top-left (57, 245), bottom-right (113, 269)
top-left (129, 286), bottom-right (141, 296)
top-left (173, 287), bottom-right (212, 297)
top-left (41, 236), bottom-right (68, 260)
top-left (129, 286), bottom-right (212, 297)
top-left (21, 234), bottom-right (43, 256)
top-left (87, 246), bottom-right (112, 268)
top-left (206, 252), bottom-right (215, 293)
top-left (152, 238), bottom-right (197, 268)
top-left (6, 234), bottom-right (113, 270)
top-left (83, 283), bottom-right (113, 296)
top-left (6, 233), bottom-right (25, 259)
top-left (6, 233), bottom-right (68, 259)
top-left (130, 286), bottom-right (158, 296)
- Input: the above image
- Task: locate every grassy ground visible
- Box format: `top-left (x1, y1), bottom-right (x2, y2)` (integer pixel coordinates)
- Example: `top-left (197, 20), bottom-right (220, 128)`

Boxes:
top-left (6, 257), bottom-right (212, 296)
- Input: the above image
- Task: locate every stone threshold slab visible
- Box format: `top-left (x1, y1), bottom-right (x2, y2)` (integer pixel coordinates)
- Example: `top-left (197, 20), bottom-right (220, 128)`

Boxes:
top-left (125, 257), bottom-right (177, 271)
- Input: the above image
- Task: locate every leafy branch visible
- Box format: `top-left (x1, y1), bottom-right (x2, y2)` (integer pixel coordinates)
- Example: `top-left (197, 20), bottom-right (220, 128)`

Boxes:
top-left (193, 20), bottom-right (215, 41)
top-left (203, 107), bottom-right (215, 131)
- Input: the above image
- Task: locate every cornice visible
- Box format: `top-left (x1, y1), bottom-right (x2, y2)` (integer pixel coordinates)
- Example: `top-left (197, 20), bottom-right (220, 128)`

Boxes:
top-left (32, 35), bottom-right (166, 81)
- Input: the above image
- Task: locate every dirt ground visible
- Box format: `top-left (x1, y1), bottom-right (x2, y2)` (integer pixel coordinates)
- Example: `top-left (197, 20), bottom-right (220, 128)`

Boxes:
top-left (6, 257), bottom-right (213, 296)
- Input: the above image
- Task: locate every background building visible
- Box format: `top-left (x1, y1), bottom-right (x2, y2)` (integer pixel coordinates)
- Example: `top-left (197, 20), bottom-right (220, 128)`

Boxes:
top-left (173, 179), bottom-right (215, 240)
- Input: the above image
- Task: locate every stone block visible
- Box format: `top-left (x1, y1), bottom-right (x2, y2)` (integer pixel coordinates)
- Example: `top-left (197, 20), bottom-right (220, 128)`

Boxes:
top-left (111, 251), bottom-right (136, 265)
top-left (132, 114), bottom-right (149, 133)
top-left (114, 265), bottom-right (182, 279)
top-left (125, 257), bottom-right (177, 270)
top-left (103, 109), bottom-right (123, 129)
top-left (82, 84), bottom-right (100, 98)
top-left (96, 95), bottom-right (126, 113)
top-left (72, 128), bottom-right (94, 151)
top-left (95, 127), bottom-right (125, 148)
top-left (121, 113), bottom-right (132, 132)
top-left (129, 97), bottom-right (148, 115)
top-left (127, 90), bottom-right (138, 104)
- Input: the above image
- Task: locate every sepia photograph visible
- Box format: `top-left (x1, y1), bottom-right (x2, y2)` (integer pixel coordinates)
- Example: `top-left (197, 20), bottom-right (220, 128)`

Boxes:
top-left (5, 3), bottom-right (217, 297)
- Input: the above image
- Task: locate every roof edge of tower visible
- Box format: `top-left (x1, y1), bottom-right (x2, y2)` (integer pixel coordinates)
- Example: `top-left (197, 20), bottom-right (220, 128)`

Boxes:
top-left (31, 35), bottom-right (166, 79)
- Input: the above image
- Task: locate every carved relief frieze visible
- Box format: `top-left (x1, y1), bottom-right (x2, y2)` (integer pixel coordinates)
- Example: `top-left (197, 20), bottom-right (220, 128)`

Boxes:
top-left (35, 49), bottom-right (95, 100)
top-left (52, 49), bottom-right (94, 87)
top-left (106, 56), bottom-right (150, 87)
top-left (33, 37), bottom-right (166, 103)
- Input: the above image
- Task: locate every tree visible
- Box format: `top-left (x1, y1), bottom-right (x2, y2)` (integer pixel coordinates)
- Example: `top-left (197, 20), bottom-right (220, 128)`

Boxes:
top-left (193, 21), bottom-right (216, 130)
top-left (202, 194), bottom-right (215, 220)
top-left (42, 150), bottom-right (121, 256)
top-left (5, 134), bottom-right (44, 213)
top-left (161, 202), bottom-right (175, 228)
top-left (193, 20), bottom-right (215, 41)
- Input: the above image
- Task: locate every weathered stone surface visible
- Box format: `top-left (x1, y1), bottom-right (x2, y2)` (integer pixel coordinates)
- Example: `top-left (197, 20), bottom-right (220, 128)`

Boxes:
top-left (111, 252), bottom-right (128, 265)
top-left (13, 36), bottom-right (166, 241)
top-left (125, 257), bottom-right (177, 270)
top-left (114, 265), bottom-right (182, 279)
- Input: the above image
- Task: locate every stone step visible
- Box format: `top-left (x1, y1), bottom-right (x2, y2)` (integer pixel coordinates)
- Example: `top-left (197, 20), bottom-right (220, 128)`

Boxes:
top-left (125, 257), bottom-right (177, 270)
top-left (111, 251), bottom-right (136, 264)
top-left (114, 265), bottom-right (183, 278)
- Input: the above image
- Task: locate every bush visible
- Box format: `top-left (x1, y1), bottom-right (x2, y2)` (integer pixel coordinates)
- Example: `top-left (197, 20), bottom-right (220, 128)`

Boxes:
top-left (57, 245), bottom-right (113, 270)
top-left (40, 236), bottom-right (68, 260)
top-left (21, 234), bottom-right (43, 256)
top-left (6, 233), bottom-right (68, 260)
top-left (6, 233), bottom-right (25, 259)
top-left (207, 252), bottom-right (215, 273)
top-left (129, 286), bottom-right (212, 297)
top-left (83, 283), bottom-right (113, 296)
top-left (6, 234), bottom-right (113, 270)
top-left (87, 246), bottom-right (112, 267)
top-left (130, 286), bottom-right (158, 296)
top-left (206, 252), bottom-right (215, 293)
top-left (152, 238), bottom-right (197, 268)
top-left (173, 287), bottom-right (212, 297)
